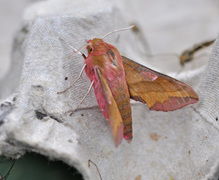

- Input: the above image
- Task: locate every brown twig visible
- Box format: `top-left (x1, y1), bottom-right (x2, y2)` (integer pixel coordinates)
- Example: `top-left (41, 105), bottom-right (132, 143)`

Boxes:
top-left (1, 159), bottom-right (16, 180)
top-left (88, 159), bottom-right (102, 180)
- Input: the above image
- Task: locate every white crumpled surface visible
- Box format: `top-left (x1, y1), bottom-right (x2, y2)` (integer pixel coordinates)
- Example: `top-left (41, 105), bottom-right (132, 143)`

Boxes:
top-left (0, 0), bottom-right (219, 179)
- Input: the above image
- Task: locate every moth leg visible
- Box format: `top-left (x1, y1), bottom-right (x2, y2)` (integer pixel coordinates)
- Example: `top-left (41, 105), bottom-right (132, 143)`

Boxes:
top-left (70, 80), bottom-right (94, 116)
top-left (57, 64), bottom-right (87, 94)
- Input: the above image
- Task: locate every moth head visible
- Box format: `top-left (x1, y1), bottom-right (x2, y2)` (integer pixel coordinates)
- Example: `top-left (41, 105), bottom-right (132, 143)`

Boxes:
top-left (86, 38), bottom-right (103, 54)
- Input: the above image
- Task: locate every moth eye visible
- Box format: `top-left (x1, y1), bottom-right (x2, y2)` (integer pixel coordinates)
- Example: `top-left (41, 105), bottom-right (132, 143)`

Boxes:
top-left (89, 48), bottom-right (93, 53)
top-left (87, 45), bottom-right (93, 53)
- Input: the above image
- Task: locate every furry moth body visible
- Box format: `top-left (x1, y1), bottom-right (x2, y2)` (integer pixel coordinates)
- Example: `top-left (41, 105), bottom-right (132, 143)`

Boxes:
top-left (77, 37), bottom-right (199, 147)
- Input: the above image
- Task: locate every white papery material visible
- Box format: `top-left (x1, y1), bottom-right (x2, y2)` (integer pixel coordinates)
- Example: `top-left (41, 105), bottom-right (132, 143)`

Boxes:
top-left (0, 0), bottom-right (219, 179)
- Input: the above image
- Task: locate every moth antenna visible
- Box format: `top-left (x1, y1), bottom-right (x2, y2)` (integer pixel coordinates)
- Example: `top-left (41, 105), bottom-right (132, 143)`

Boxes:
top-left (69, 80), bottom-right (94, 116)
top-left (102, 25), bottom-right (135, 39)
top-left (59, 37), bottom-right (88, 59)
top-left (57, 64), bottom-right (87, 94)
top-left (73, 43), bottom-right (91, 58)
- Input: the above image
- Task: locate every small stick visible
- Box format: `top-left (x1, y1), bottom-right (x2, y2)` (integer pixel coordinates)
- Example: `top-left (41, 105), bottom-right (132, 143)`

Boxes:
top-left (0, 159), bottom-right (16, 180)
top-left (88, 159), bottom-right (102, 180)
top-left (180, 39), bottom-right (214, 66)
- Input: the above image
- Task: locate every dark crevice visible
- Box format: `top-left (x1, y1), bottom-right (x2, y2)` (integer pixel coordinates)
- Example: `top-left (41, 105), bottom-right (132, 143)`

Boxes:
top-left (35, 111), bottom-right (47, 120)
top-left (35, 110), bottom-right (63, 123)
top-left (0, 101), bottom-right (14, 126)
top-left (0, 153), bottom-right (83, 180)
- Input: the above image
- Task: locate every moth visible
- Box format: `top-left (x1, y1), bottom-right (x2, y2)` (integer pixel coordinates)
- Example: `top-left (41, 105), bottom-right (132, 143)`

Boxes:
top-left (180, 40), bottom-right (214, 66)
top-left (60, 26), bottom-right (199, 147)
